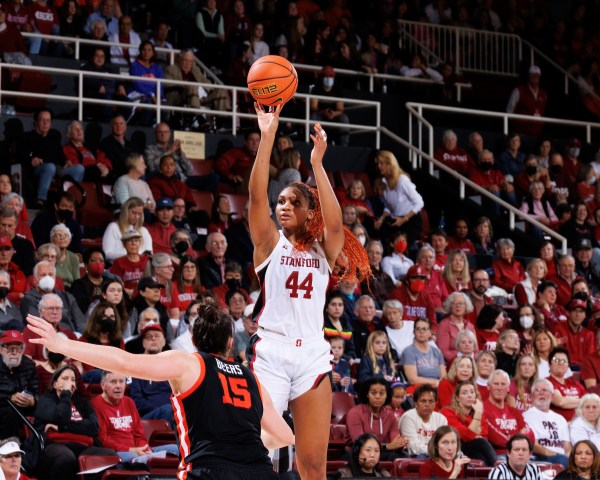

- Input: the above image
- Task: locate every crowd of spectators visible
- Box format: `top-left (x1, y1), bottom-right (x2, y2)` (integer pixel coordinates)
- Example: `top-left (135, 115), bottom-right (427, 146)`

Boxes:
top-left (4, 0), bottom-right (600, 478)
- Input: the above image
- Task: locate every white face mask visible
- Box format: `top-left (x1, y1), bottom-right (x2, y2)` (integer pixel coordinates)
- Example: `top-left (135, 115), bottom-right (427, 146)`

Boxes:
top-left (570, 147), bottom-right (580, 158)
top-left (588, 176), bottom-right (597, 186)
top-left (357, 235), bottom-right (366, 246)
top-left (323, 77), bottom-right (334, 88)
top-left (38, 275), bottom-right (55, 292)
top-left (519, 315), bottom-right (534, 329)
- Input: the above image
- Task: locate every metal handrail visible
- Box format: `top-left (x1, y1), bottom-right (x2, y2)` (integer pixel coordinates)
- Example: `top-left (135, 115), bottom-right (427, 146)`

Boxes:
top-left (404, 102), bottom-right (576, 255)
top-left (384, 122), bottom-right (568, 254)
top-left (0, 62), bottom-right (381, 146)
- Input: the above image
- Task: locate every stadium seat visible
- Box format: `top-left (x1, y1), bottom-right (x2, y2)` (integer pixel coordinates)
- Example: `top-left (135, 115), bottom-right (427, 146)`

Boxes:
top-left (190, 159), bottom-right (214, 175)
top-left (191, 190), bottom-right (214, 212)
top-left (146, 455), bottom-right (180, 476)
top-left (325, 460), bottom-right (346, 474)
top-left (396, 458), bottom-right (427, 477)
top-left (14, 70), bottom-right (52, 111)
top-left (78, 454), bottom-right (149, 480)
top-left (331, 391), bottom-right (355, 424)
top-left (63, 181), bottom-right (114, 229)
top-left (305, 170), bottom-right (335, 188)
top-left (220, 193), bottom-right (248, 217)
top-left (141, 419), bottom-right (177, 447)
top-left (328, 424), bottom-right (347, 459)
top-left (466, 465), bottom-right (492, 479)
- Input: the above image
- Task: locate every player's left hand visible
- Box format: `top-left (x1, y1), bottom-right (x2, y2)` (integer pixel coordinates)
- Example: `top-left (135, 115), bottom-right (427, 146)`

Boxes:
top-left (27, 314), bottom-right (64, 352)
top-left (309, 123), bottom-right (327, 166)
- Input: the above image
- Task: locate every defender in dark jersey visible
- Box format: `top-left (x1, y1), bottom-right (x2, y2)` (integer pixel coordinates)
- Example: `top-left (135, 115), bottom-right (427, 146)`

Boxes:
top-left (25, 304), bottom-right (294, 480)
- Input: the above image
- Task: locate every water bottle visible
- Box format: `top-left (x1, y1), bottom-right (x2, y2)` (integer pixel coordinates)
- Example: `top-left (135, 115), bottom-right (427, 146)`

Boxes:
top-left (382, 80), bottom-right (388, 94)
top-left (439, 210), bottom-right (446, 230)
top-left (343, 365), bottom-right (351, 393)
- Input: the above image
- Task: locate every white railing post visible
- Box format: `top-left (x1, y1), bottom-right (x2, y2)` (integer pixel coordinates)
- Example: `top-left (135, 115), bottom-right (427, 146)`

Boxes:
top-left (78, 72), bottom-right (83, 119)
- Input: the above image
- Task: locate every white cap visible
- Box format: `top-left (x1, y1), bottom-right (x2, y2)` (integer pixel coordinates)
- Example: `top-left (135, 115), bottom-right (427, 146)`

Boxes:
top-left (529, 65), bottom-right (541, 75)
top-left (243, 304), bottom-right (255, 318)
top-left (0, 441), bottom-right (25, 455)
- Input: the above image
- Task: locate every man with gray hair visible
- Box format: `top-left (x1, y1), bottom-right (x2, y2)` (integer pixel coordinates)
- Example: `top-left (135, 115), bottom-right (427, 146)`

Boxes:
top-left (20, 261), bottom-right (85, 333)
top-left (548, 254), bottom-right (580, 307)
top-left (433, 129), bottom-right (471, 176)
top-left (484, 369), bottom-right (534, 453)
top-left (522, 378), bottom-right (570, 468)
top-left (84, 0), bottom-right (119, 36)
top-left (198, 232), bottom-right (229, 289)
top-left (163, 49), bottom-right (230, 114)
top-left (22, 293), bottom-right (81, 367)
top-left (468, 150), bottom-right (517, 212)
top-left (0, 329), bottom-right (38, 439)
top-left (352, 295), bottom-right (382, 358)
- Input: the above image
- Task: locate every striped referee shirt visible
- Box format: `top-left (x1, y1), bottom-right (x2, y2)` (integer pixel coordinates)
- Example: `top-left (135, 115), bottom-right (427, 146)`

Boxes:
top-left (488, 462), bottom-right (543, 479)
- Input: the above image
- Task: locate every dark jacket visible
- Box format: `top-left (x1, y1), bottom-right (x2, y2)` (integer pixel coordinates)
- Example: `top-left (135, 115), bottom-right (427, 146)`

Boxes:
top-left (34, 390), bottom-right (99, 439)
top-left (11, 235), bottom-right (36, 277)
top-left (97, 135), bottom-right (136, 178)
top-left (0, 355), bottom-right (38, 403)
top-left (20, 289), bottom-right (86, 333)
top-left (129, 377), bottom-right (171, 415)
top-left (30, 211), bottom-right (83, 254)
top-left (198, 255), bottom-right (229, 290)
top-left (18, 128), bottom-right (66, 173)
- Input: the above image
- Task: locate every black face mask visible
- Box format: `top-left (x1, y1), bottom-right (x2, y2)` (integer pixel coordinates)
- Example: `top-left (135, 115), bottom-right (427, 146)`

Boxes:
top-left (575, 291), bottom-right (589, 301)
top-left (480, 162), bottom-right (492, 171)
top-left (56, 209), bottom-right (72, 222)
top-left (99, 317), bottom-right (116, 333)
top-left (525, 165), bottom-right (538, 175)
top-left (550, 164), bottom-right (562, 175)
top-left (0, 287), bottom-right (9, 300)
top-left (174, 241), bottom-right (189, 255)
top-left (225, 278), bottom-right (241, 290)
top-left (47, 351), bottom-right (66, 365)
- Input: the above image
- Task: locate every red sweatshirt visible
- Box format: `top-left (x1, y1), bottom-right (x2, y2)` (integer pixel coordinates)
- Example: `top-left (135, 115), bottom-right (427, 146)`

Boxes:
top-left (91, 394), bottom-right (148, 451)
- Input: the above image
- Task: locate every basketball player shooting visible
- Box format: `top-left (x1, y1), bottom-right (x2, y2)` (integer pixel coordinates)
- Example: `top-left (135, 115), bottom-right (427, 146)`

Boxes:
top-left (247, 102), bottom-right (370, 479)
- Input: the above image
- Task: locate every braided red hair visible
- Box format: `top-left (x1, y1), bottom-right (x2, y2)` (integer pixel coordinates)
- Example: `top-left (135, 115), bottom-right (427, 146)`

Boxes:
top-left (288, 182), bottom-right (372, 285)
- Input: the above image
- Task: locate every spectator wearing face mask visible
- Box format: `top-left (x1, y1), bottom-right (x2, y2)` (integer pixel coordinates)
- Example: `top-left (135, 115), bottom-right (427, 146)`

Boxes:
top-left (212, 261), bottom-right (251, 311)
top-left (309, 65), bottom-right (350, 147)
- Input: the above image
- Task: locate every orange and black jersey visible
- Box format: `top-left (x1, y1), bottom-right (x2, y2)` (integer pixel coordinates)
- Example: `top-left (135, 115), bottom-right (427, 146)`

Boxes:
top-left (171, 352), bottom-right (271, 476)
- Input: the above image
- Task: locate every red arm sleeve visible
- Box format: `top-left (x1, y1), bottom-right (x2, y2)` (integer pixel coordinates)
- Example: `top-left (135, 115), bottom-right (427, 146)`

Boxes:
top-left (441, 408), bottom-right (478, 442)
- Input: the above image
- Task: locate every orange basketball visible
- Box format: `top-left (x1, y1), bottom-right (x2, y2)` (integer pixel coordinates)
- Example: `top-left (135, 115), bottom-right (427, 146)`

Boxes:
top-left (247, 55), bottom-right (298, 106)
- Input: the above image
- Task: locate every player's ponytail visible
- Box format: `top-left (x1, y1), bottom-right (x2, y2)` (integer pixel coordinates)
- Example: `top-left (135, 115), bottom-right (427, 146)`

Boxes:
top-left (290, 182), bottom-right (372, 285)
top-left (192, 302), bottom-right (234, 356)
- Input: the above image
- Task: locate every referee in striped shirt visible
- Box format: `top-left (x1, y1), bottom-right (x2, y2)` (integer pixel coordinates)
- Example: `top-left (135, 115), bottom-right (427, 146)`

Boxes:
top-left (488, 434), bottom-right (543, 479)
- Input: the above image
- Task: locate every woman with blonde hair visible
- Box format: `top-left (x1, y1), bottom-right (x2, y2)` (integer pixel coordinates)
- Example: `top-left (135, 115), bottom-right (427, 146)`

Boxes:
top-left (533, 328), bottom-right (573, 379)
top-left (508, 353), bottom-right (537, 412)
top-left (514, 258), bottom-right (547, 306)
top-left (102, 196), bottom-right (153, 262)
top-left (437, 355), bottom-right (476, 408)
top-left (442, 250), bottom-right (471, 295)
top-left (374, 149), bottom-right (424, 248)
top-left (570, 394), bottom-right (600, 450)
top-left (471, 216), bottom-right (495, 255)
top-left (357, 330), bottom-right (397, 386)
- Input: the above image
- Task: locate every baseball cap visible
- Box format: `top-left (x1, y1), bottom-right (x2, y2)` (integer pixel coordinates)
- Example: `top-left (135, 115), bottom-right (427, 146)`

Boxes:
top-left (0, 441), bottom-right (25, 456)
top-left (0, 236), bottom-right (12, 249)
top-left (528, 65), bottom-right (541, 75)
top-left (141, 322), bottom-right (164, 338)
top-left (156, 198), bottom-right (174, 210)
top-left (576, 238), bottom-right (593, 250)
top-left (121, 229), bottom-right (142, 241)
top-left (0, 330), bottom-right (24, 345)
top-left (321, 65), bottom-right (335, 77)
top-left (138, 277), bottom-right (164, 291)
top-left (567, 298), bottom-right (587, 311)
top-left (406, 264), bottom-right (426, 279)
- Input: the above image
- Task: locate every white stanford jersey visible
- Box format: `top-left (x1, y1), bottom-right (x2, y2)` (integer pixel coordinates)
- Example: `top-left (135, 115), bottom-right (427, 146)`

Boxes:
top-left (253, 231), bottom-right (330, 338)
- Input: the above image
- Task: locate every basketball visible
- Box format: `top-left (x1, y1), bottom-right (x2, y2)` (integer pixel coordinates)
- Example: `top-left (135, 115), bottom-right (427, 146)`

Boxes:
top-left (247, 55), bottom-right (298, 106)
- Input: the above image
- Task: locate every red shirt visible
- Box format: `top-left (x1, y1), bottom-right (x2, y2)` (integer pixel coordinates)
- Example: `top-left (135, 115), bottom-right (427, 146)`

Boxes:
top-left (145, 222), bottom-right (176, 255)
top-left (29, 3), bottom-right (59, 35)
top-left (389, 284), bottom-right (437, 327)
top-left (215, 147), bottom-right (255, 180)
top-left (6, 261), bottom-right (26, 305)
top-left (109, 255), bottom-right (149, 292)
top-left (581, 352), bottom-right (600, 386)
top-left (171, 283), bottom-right (199, 312)
top-left (547, 376), bottom-right (586, 421)
top-left (536, 302), bottom-right (569, 334)
top-left (476, 329), bottom-right (499, 352)
top-left (447, 237), bottom-right (476, 254)
top-left (468, 168), bottom-right (507, 190)
top-left (441, 407), bottom-right (489, 442)
top-left (483, 400), bottom-right (534, 453)
top-left (491, 258), bottom-right (526, 292)
top-left (64, 142), bottom-right (112, 169)
top-left (434, 147), bottom-right (471, 176)
top-left (547, 274), bottom-right (581, 307)
top-left (148, 174), bottom-right (195, 207)
top-left (419, 460), bottom-right (464, 479)
top-left (91, 395), bottom-right (148, 451)
top-left (553, 322), bottom-right (595, 367)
